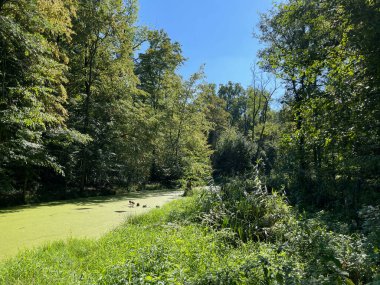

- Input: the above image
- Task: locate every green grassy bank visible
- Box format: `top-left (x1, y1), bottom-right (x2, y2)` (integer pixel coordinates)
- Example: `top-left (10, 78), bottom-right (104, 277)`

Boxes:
top-left (0, 196), bottom-right (231, 285)
top-left (0, 185), bottom-right (379, 284)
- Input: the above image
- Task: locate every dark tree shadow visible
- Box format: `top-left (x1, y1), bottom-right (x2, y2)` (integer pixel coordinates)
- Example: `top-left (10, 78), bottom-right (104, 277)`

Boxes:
top-left (0, 189), bottom-right (182, 214)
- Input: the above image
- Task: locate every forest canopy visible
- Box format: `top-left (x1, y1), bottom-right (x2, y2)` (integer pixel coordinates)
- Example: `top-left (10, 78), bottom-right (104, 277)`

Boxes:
top-left (0, 0), bottom-right (378, 223)
top-left (0, 0), bottom-right (379, 284)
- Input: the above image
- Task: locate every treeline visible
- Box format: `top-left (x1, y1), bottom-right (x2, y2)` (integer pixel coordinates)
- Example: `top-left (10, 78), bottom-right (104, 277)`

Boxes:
top-left (258, 0), bottom-right (380, 218)
top-left (0, 0), bottom-right (214, 204)
top-left (0, 0), bottom-right (379, 222)
top-left (0, 0), bottom-right (273, 205)
top-left (214, 0), bottom-right (380, 221)
top-left (207, 0), bottom-right (380, 222)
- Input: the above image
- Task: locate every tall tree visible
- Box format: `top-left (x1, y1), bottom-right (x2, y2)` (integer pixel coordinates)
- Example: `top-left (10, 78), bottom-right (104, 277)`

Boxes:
top-left (66, 0), bottom-right (138, 190)
top-left (217, 81), bottom-right (246, 128)
top-left (0, 0), bottom-right (78, 200)
top-left (135, 30), bottom-right (185, 184)
top-left (259, 0), bottom-right (380, 211)
top-left (198, 83), bottom-right (230, 148)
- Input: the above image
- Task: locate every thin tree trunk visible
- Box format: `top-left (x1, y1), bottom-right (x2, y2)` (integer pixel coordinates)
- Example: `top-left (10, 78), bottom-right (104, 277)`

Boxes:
top-left (22, 171), bottom-right (28, 204)
top-left (255, 99), bottom-right (269, 160)
top-left (80, 44), bottom-right (94, 192)
top-left (292, 78), bottom-right (307, 202)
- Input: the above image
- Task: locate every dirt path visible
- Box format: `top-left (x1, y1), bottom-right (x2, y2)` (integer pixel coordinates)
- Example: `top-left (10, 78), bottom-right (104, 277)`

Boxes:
top-left (0, 190), bottom-right (182, 260)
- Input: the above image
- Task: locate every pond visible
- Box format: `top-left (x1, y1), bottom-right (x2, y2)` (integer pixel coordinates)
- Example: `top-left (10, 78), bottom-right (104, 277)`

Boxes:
top-left (0, 190), bottom-right (182, 260)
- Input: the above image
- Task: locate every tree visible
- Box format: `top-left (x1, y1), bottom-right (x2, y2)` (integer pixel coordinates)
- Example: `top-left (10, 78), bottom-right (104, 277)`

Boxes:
top-left (259, 0), bottom-right (380, 211)
top-left (0, 0), bottom-right (79, 201)
top-left (198, 83), bottom-right (230, 148)
top-left (213, 128), bottom-right (255, 178)
top-left (217, 81), bottom-right (246, 128)
top-left (134, 30), bottom-right (185, 185)
top-left (212, 73), bottom-right (280, 179)
top-left (66, 0), bottom-right (138, 190)
top-left (169, 72), bottom-right (213, 186)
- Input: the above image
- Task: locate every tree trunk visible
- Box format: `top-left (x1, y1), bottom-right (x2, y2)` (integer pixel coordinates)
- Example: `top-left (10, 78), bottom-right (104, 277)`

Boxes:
top-left (80, 46), bottom-right (94, 192)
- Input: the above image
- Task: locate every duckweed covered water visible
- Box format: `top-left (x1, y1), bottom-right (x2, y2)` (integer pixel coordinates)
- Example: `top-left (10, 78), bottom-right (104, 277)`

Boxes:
top-left (0, 190), bottom-right (181, 260)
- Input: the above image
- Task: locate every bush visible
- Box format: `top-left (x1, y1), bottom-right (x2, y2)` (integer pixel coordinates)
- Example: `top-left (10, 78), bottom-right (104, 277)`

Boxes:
top-left (212, 129), bottom-right (255, 178)
top-left (197, 172), bottom-right (293, 242)
top-left (359, 205), bottom-right (380, 247)
top-left (283, 217), bottom-right (376, 284)
top-left (359, 205), bottom-right (380, 279)
top-left (186, 174), bottom-right (379, 284)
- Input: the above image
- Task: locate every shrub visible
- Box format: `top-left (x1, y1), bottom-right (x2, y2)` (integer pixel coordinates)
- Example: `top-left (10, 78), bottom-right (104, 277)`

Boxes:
top-left (284, 217), bottom-right (376, 284)
top-left (359, 205), bottom-right (380, 247)
top-left (187, 174), bottom-right (379, 284)
top-left (196, 172), bottom-right (294, 242)
top-left (212, 129), bottom-right (255, 178)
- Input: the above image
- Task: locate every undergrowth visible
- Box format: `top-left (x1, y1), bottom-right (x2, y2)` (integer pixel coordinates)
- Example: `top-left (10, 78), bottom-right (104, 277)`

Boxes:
top-left (0, 177), bottom-right (379, 284)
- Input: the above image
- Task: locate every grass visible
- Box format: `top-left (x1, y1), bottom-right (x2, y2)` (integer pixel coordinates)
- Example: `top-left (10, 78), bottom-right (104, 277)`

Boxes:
top-left (0, 190), bottom-right (182, 260)
top-left (0, 189), bottom-right (378, 284)
top-left (0, 196), bottom-right (289, 285)
top-left (0, 197), bottom-right (213, 284)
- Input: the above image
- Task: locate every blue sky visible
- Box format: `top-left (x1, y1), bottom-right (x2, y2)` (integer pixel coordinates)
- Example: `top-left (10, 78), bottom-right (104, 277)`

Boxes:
top-left (137, 0), bottom-right (275, 88)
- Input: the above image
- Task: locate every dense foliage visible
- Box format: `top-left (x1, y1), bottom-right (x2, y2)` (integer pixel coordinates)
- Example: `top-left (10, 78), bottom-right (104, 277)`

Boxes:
top-left (0, 0), bottom-right (379, 283)
top-left (258, 0), bottom-right (380, 216)
top-left (0, 0), bottom-right (213, 204)
top-left (1, 186), bottom-right (379, 284)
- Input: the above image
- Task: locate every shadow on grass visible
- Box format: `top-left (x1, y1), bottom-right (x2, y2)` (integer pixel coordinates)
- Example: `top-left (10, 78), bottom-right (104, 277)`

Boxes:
top-left (0, 189), bottom-right (182, 214)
